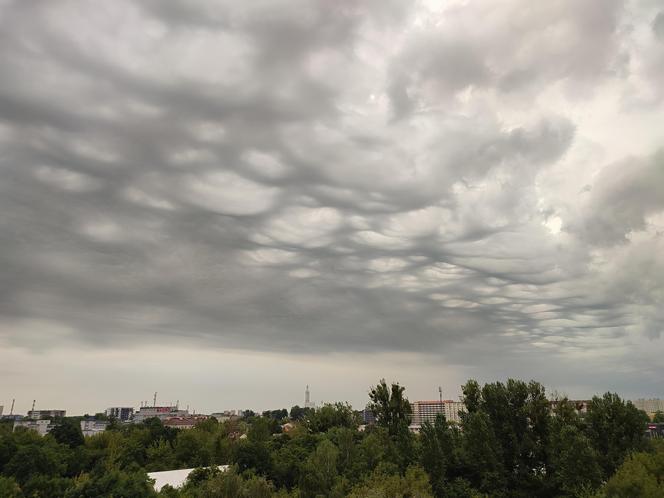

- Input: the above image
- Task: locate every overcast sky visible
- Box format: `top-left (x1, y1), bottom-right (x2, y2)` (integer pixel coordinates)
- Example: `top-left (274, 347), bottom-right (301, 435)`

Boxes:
top-left (1, 0), bottom-right (664, 415)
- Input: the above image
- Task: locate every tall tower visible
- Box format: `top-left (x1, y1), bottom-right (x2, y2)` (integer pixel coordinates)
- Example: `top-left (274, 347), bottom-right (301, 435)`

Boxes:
top-left (305, 385), bottom-right (311, 408)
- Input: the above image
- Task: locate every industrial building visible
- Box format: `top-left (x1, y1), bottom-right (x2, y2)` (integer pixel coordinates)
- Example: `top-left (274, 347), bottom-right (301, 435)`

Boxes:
top-left (133, 405), bottom-right (189, 423)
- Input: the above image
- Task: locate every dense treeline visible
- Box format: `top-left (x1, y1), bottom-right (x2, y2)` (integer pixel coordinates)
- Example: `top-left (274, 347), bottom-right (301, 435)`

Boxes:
top-left (0, 378), bottom-right (659, 497)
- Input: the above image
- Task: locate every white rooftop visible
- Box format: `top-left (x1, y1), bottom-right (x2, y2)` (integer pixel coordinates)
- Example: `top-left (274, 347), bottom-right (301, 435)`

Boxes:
top-left (147, 465), bottom-right (229, 491)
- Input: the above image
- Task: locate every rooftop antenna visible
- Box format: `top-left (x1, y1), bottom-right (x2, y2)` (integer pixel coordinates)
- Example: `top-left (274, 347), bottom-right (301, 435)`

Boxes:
top-left (153, 392), bottom-right (157, 407)
top-left (438, 386), bottom-right (443, 404)
top-left (10, 399), bottom-right (15, 415)
top-left (31, 399), bottom-right (36, 412)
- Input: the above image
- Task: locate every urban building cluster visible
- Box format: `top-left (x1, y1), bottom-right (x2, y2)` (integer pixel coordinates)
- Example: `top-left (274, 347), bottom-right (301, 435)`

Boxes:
top-left (3, 392), bottom-right (663, 438)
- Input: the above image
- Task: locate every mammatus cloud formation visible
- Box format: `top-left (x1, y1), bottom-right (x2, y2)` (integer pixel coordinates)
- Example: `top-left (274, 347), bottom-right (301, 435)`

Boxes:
top-left (1, 0), bottom-right (663, 410)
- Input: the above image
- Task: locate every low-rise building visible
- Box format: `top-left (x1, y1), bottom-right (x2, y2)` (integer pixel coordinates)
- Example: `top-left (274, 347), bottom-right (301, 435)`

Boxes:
top-left (1, 414), bottom-right (24, 421)
top-left (164, 416), bottom-right (208, 430)
top-left (106, 407), bottom-right (134, 422)
top-left (80, 419), bottom-right (109, 437)
top-left (210, 411), bottom-right (240, 423)
top-left (14, 419), bottom-right (54, 436)
top-left (28, 409), bottom-right (66, 420)
top-left (549, 399), bottom-right (591, 415)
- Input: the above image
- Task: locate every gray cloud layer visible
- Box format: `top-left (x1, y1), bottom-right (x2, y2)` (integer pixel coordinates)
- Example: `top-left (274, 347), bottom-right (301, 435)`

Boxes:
top-left (1, 0), bottom-right (663, 393)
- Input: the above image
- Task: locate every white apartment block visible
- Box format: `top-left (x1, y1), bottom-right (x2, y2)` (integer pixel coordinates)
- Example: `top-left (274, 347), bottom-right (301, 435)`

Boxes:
top-left (80, 419), bottom-right (109, 437)
top-left (411, 400), bottom-right (466, 426)
top-left (633, 399), bottom-right (664, 414)
top-left (13, 419), bottom-right (54, 436)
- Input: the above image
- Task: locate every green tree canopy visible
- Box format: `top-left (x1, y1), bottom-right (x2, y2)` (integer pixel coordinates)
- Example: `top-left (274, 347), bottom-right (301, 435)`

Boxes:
top-left (585, 393), bottom-right (649, 476)
top-left (368, 379), bottom-right (412, 437)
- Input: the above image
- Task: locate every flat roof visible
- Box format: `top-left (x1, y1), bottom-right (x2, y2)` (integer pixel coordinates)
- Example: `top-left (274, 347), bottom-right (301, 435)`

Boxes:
top-left (147, 465), bottom-right (229, 491)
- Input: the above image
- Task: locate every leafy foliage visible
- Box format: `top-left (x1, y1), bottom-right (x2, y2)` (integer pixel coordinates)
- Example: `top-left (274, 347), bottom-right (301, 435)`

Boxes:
top-left (0, 379), bottom-right (653, 497)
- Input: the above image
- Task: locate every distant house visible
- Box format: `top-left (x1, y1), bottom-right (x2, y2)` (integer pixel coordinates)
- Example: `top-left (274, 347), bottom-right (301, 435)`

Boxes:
top-left (549, 399), bottom-right (591, 415)
top-left (147, 466), bottom-right (229, 492)
top-left (281, 422), bottom-right (296, 433)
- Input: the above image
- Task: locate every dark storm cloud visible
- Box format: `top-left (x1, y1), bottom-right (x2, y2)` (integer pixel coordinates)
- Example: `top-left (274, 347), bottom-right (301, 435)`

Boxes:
top-left (0, 0), bottom-right (663, 384)
top-left (569, 151), bottom-right (664, 245)
top-left (654, 11), bottom-right (664, 42)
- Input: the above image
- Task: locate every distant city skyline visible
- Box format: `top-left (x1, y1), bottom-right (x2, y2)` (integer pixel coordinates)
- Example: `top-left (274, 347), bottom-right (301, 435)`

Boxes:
top-left (1, 1), bottom-right (664, 410)
top-left (3, 377), bottom-right (662, 417)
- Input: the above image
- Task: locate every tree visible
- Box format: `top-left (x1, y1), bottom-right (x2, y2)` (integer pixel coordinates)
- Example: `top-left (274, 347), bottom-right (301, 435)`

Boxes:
top-left (234, 440), bottom-right (271, 475)
top-left (368, 379), bottom-right (412, 437)
top-left (5, 443), bottom-right (67, 484)
top-left (22, 475), bottom-right (72, 498)
top-left (298, 439), bottom-right (340, 498)
top-left (306, 403), bottom-right (357, 433)
top-left (270, 442), bottom-right (308, 489)
top-left (50, 419), bottom-right (85, 448)
top-left (585, 393), bottom-right (648, 477)
top-left (347, 465), bottom-right (434, 498)
top-left (601, 440), bottom-right (664, 497)
top-left (0, 476), bottom-right (22, 498)
top-left (248, 417), bottom-right (273, 442)
top-left (461, 410), bottom-right (504, 494)
top-left (262, 409), bottom-right (288, 421)
top-left (174, 430), bottom-right (210, 467)
top-left (290, 405), bottom-right (309, 421)
top-left (64, 467), bottom-right (157, 498)
top-left (420, 414), bottom-right (467, 498)
top-left (145, 438), bottom-right (176, 471)
top-left (652, 411), bottom-right (664, 423)
top-left (548, 423), bottom-right (602, 496)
